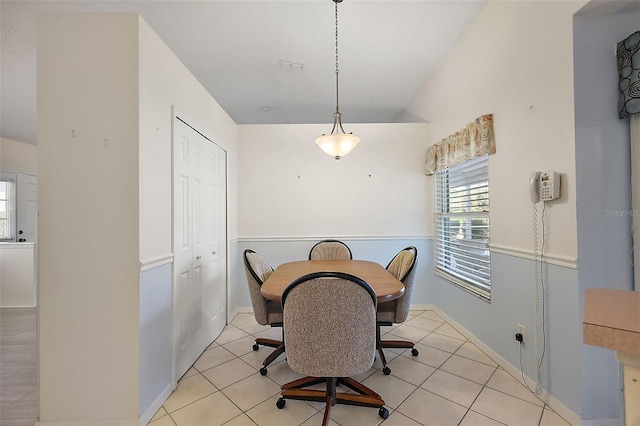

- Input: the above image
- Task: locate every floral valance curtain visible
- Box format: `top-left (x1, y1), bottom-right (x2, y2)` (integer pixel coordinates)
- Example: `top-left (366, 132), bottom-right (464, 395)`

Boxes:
top-left (425, 114), bottom-right (496, 176)
top-left (618, 30), bottom-right (640, 119)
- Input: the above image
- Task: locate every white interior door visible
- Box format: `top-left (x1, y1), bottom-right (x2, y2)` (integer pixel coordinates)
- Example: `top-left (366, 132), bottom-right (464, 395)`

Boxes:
top-left (16, 174), bottom-right (37, 243)
top-left (173, 118), bottom-right (226, 380)
top-left (217, 150), bottom-right (227, 325)
top-left (192, 129), bottom-right (222, 351)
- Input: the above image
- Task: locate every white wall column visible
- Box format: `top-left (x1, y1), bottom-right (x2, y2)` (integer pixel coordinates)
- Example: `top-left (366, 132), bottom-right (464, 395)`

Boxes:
top-left (37, 14), bottom-right (141, 424)
top-left (632, 114), bottom-right (639, 292)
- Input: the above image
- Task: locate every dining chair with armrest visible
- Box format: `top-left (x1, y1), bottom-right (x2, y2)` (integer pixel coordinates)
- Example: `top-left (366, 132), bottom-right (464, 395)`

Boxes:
top-left (243, 249), bottom-right (285, 376)
top-left (308, 239), bottom-right (353, 260)
top-left (276, 271), bottom-right (389, 425)
top-left (376, 246), bottom-right (419, 375)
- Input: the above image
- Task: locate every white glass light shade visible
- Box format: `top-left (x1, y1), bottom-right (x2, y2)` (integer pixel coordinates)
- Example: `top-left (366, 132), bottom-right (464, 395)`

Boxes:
top-left (314, 133), bottom-right (361, 160)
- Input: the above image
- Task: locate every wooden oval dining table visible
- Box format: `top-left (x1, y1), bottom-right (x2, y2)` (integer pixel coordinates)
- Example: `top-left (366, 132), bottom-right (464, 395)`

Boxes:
top-left (260, 259), bottom-right (405, 304)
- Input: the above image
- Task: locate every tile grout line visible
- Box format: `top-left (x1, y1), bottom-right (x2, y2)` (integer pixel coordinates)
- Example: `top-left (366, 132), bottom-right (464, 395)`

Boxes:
top-left (153, 309), bottom-right (568, 426)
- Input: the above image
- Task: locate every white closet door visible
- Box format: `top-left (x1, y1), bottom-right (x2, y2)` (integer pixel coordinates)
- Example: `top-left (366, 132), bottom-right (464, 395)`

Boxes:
top-left (173, 118), bottom-right (225, 380)
top-left (192, 130), bottom-right (222, 352)
top-left (217, 149), bottom-right (227, 326)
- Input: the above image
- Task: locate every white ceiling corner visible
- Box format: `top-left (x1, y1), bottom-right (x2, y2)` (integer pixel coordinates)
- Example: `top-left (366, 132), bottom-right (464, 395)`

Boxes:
top-left (0, 0), bottom-right (488, 145)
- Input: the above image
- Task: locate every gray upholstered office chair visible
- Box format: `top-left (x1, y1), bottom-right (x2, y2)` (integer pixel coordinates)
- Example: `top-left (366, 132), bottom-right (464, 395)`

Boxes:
top-left (243, 249), bottom-right (284, 376)
top-left (376, 246), bottom-right (419, 375)
top-left (308, 239), bottom-right (353, 260)
top-left (276, 271), bottom-right (389, 424)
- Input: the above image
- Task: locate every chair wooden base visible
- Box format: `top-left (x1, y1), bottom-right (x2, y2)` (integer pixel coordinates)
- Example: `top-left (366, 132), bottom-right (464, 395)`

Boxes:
top-left (277, 376), bottom-right (388, 425)
top-left (376, 323), bottom-right (419, 375)
top-left (252, 326), bottom-right (285, 375)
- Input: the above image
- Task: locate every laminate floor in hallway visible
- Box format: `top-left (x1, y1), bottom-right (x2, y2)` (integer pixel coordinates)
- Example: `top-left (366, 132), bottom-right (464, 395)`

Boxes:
top-left (0, 307), bottom-right (37, 426)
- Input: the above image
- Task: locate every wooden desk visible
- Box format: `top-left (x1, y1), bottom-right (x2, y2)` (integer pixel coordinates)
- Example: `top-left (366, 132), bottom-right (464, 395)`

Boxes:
top-left (261, 260), bottom-right (404, 304)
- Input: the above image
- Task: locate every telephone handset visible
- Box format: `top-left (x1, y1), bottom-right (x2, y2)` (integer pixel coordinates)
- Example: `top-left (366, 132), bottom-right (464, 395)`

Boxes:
top-left (529, 171), bottom-right (560, 203)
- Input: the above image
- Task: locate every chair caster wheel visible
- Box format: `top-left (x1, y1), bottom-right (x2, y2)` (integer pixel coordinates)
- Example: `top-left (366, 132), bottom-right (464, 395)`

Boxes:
top-left (411, 348), bottom-right (419, 356)
top-left (252, 344), bottom-right (259, 351)
top-left (382, 366), bottom-right (391, 375)
top-left (379, 407), bottom-right (389, 419)
top-left (260, 367), bottom-right (268, 376)
top-left (276, 398), bottom-right (286, 409)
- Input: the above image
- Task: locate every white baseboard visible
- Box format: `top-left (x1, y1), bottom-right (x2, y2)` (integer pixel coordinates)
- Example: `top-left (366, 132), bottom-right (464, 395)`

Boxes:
top-left (36, 421), bottom-right (139, 426)
top-left (410, 304), bottom-right (434, 311)
top-left (230, 304), bottom-right (616, 426)
top-left (229, 306), bottom-right (253, 323)
top-left (140, 383), bottom-right (174, 426)
top-left (428, 305), bottom-right (582, 426)
top-left (36, 383), bottom-right (175, 426)
top-left (581, 420), bottom-right (623, 426)
top-left (36, 384), bottom-right (174, 426)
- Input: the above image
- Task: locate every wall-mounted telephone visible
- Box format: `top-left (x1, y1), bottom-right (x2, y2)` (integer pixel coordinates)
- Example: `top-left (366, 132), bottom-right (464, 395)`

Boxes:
top-left (529, 171), bottom-right (560, 203)
top-left (526, 172), bottom-right (559, 393)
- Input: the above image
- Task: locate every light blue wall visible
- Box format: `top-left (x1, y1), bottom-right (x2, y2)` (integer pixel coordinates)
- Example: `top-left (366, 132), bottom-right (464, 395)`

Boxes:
top-left (230, 237), bottom-right (582, 416)
top-left (229, 240), bottom-right (243, 317)
top-left (139, 263), bottom-right (173, 416)
top-left (574, 11), bottom-right (638, 421)
top-left (427, 248), bottom-right (581, 416)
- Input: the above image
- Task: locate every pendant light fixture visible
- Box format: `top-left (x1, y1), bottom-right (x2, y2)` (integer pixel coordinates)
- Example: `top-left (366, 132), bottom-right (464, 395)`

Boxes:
top-left (315, 0), bottom-right (361, 160)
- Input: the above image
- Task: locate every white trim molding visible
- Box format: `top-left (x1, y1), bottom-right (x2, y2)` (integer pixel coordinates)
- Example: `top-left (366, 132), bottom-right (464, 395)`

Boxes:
top-left (0, 242), bottom-right (35, 248)
top-left (139, 254), bottom-right (174, 272)
top-left (229, 306), bottom-right (254, 322)
top-left (631, 113), bottom-right (639, 292)
top-left (581, 420), bottom-right (624, 426)
top-left (238, 235), bottom-right (433, 243)
top-left (140, 383), bottom-right (173, 426)
top-left (490, 243), bottom-right (577, 269)
top-left (36, 422), bottom-right (139, 426)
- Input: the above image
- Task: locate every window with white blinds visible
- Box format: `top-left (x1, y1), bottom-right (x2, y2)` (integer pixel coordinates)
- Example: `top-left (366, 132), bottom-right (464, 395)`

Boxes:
top-left (0, 175), bottom-right (15, 241)
top-left (434, 155), bottom-right (491, 300)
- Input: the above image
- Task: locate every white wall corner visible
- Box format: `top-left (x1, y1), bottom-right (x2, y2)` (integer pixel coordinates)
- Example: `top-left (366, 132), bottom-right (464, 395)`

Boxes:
top-left (229, 306), bottom-right (254, 323)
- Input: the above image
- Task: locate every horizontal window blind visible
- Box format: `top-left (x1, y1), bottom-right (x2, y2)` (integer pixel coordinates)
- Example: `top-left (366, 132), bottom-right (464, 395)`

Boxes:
top-left (434, 155), bottom-right (491, 299)
top-left (0, 179), bottom-right (13, 241)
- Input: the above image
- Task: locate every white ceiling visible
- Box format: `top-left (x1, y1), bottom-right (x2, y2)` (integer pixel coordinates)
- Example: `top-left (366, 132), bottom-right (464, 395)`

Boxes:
top-left (1, 0), bottom-right (488, 145)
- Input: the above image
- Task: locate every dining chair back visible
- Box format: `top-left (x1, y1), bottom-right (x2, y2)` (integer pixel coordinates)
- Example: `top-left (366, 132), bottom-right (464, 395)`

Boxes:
top-left (376, 246), bottom-right (419, 375)
top-left (308, 239), bottom-right (353, 260)
top-left (243, 249), bottom-right (285, 375)
top-left (381, 246), bottom-right (418, 323)
top-left (276, 271), bottom-right (389, 424)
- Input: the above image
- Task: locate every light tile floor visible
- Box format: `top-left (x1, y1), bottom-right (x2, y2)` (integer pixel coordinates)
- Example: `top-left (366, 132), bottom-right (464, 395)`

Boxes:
top-left (150, 309), bottom-right (572, 426)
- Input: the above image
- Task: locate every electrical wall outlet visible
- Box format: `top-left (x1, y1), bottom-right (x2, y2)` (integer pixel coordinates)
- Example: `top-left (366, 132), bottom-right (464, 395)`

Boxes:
top-left (517, 324), bottom-right (525, 342)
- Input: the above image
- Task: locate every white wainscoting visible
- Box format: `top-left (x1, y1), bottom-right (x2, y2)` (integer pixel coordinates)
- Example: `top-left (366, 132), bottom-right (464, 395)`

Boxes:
top-left (233, 236), bottom-right (432, 316)
top-left (232, 236), bottom-right (592, 424)
top-left (139, 263), bottom-right (173, 422)
top-left (0, 242), bottom-right (36, 307)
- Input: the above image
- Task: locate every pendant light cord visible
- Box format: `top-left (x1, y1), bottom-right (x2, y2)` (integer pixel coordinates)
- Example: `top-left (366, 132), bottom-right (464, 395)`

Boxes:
top-left (335, 0), bottom-right (340, 115)
top-left (314, 0), bottom-right (360, 159)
